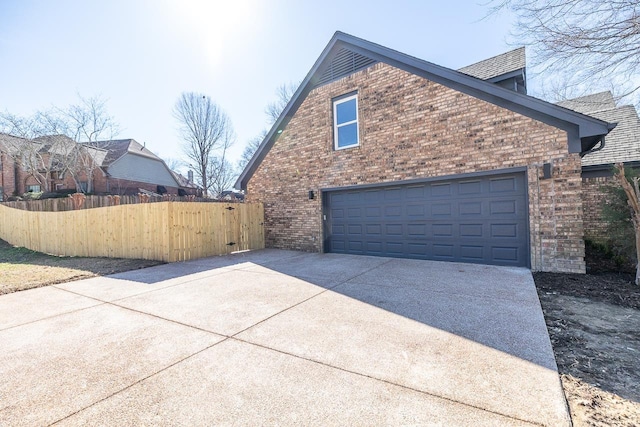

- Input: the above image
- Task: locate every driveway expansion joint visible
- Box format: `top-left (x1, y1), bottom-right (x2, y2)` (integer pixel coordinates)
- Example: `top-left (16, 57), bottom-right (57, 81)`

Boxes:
top-left (47, 338), bottom-right (232, 426)
top-left (230, 336), bottom-right (542, 427)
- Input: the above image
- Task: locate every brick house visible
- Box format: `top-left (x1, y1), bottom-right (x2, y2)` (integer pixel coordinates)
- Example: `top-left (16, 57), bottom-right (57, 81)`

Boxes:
top-left (236, 32), bottom-right (617, 273)
top-left (557, 92), bottom-right (640, 243)
top-left (0, 134), bottom-right (199, 198)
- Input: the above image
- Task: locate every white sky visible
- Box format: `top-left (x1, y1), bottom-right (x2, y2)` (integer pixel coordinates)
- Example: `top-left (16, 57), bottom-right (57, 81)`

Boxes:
top-left (0, 1), bottom-right (518, 172)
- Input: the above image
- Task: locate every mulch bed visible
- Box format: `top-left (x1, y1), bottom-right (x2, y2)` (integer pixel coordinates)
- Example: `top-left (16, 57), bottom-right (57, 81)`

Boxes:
top-left (533, 245), bottom-right (640, 426)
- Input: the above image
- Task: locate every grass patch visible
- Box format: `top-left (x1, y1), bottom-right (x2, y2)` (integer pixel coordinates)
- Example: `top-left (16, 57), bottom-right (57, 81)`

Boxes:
top-left (0, 239), bottom-right (164, 294)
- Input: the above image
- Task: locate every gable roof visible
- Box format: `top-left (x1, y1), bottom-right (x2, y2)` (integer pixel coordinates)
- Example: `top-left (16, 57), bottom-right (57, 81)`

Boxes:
top-left (557, 92), bottom-right (640, 166)
top-left (458, 47), bottom-right (526, 81)
top-left (171, 170), bottom-right (201, 189)
top-left (235, 32), bottom-right (615, 190)
top-left (95, 139), bottom-right (161, 166)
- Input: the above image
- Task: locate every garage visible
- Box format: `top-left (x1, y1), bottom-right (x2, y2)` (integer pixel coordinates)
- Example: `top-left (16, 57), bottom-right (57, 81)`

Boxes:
top-left (322, 171), bottom-right (529, 267)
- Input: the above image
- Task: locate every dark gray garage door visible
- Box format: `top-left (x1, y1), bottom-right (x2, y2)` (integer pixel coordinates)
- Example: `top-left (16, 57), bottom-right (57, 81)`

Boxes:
top-left (323, 172), bottom-right (529, 267)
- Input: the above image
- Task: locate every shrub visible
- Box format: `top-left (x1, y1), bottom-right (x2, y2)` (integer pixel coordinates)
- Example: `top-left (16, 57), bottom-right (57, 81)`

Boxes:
top-left (603, 165), bottom-right (640, 279)
top-left (21, 191), bottom-right (43, 200)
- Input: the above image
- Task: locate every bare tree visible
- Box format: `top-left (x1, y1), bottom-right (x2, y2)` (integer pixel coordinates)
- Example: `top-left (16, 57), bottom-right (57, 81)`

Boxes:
top-left (238, 130), bottom-right (266, 170)
top-left (59, 95), bottom-right (119, 192)
top-left (164, 157), bottom-right (184, 172)
top-left (265, 82), bottom-right (299, 125)
top-left (489, 0), bottom-right (640, 104)
top-left (614, 163), bottom-right (640, 285)
top-left (173, 92), bottom-right (234, 197)
top-left (209, 157), bottom-right (237, 198)
top-left (239, 82), bottom-right (299, 172)
top-left (0, 95), bottom-right (119, 193)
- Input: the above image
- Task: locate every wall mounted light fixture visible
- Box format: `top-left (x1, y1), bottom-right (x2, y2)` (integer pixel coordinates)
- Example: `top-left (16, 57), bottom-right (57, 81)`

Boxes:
top-left (308, 190), bottom-right (315, 200)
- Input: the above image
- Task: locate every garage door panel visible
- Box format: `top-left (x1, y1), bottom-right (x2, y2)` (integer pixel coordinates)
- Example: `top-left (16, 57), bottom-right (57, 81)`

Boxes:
top-left (406, 186), bottom-right (425, 198)
top-left (384, 188), bottom-right (402, 200)
top-left (386, 224), bottom-right (403, 236)
top-left (491, 223), bottom-right (518, 238)
top-left (385, 205), bottom-right (402, 216)
top-left (459, 223), bottom-right (484, 238)
top-left (324, 172), bottom-right (528, 267)
top-left (347, 224), bottom-right (363, 235)
top-left (458, 180), bottom-right (482, 195)
top-left (431, 203), bottom-right (452, 216)
top-left (331, 208), bottom-right (345, 218)
top-left (365, 206), bottom-right (381, 217)
top-left (492, 246), bottom-right (520, 262)
top-left (386, 242), bottom-right (404, 254)
top-left (490, 176), bottom-right (517, 192)
top-left (407, 224), bottom-right (426, 236)
top-left (406, 204), bottom-right (425, 217)
top-left (431, 183), bottom-right (452, 197)
top-left (459, 201), bottom-right (482, 216)
top-left (407, 243), bottom-right (428, 256)
top-left (432, 223), bottom-right (453, 237)
top-left (433, 244), bottom-right (455, 258)
top-left (460, 245), bottom-right (484, 260)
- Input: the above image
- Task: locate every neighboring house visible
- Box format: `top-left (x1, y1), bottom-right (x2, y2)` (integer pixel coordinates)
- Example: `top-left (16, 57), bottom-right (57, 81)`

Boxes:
top-left (171, 170), bottom-right (203, 197)
top-left (94, 139), bottom-right (182, 195)
top-left (0, 134), bottom-right (198, 198)
top-left (0, 133), bottom-right (82, 196)
top-left (557, 92), bottom-right (640, 241)
top-left (236, 32), bottom-right (616, 274)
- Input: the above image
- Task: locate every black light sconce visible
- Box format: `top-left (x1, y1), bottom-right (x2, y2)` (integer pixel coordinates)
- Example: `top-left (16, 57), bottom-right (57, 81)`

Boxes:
top-left (308, 190), bottom-right (315, 200)
top-left (543, 163), bottom-right (552, 179)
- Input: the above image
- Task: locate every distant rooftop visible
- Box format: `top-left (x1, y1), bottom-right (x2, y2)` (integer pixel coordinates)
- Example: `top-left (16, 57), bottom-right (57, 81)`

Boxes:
top-left (558, 92), bottom-right (640, 166)
top-left (95, 139), bottom-right (161, 166)
top-left (556, 91), bottom-right (617, 115)
top-left (458, 47), bottom-right (526, 81)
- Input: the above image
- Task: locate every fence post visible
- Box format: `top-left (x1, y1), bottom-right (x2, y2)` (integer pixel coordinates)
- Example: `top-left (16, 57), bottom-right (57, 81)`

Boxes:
top-left (69, 193), bottom-right (86, 210)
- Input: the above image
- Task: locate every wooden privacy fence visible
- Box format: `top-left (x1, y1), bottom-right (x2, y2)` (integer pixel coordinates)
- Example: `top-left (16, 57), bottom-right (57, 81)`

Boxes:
top-left (0, 202), bottom-right (264, 262)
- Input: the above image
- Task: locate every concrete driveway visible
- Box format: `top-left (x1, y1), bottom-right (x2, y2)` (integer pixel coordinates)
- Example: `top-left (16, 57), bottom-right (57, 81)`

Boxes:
top-left (0, 250), bottom-right (569, 426)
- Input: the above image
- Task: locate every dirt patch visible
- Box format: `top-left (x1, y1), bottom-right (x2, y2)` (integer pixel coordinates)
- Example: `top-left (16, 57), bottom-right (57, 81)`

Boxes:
top-left (0, 239), bottom-right (163, 294)
top-left (534, 271), bottom-right (640, 426)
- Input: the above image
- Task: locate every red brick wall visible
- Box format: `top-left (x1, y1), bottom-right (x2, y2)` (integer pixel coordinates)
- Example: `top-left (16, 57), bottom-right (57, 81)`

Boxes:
top-left (247, 62), bottom-right (586, 273)
top-left (0, 153), bottom-right (15, 199)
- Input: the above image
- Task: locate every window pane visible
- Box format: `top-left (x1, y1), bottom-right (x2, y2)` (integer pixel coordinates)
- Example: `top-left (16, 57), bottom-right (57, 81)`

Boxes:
top-left (337, 123), bottom-right (358, 147)
top-left (336, 99), bottom-right (356, 124)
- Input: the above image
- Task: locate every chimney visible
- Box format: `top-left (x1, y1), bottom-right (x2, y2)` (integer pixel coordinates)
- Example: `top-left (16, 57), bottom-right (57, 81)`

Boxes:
top-left (187, 170), bottom-right (194, 183)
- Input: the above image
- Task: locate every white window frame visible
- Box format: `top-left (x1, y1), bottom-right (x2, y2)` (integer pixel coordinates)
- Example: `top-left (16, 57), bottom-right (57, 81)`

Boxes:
top-left (333, 94), bottom-right (359, 150)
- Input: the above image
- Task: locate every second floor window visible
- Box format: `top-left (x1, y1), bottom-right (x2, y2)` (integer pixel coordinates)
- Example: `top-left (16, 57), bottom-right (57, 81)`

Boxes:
top-left (333, 94), bottom-right (359, 150)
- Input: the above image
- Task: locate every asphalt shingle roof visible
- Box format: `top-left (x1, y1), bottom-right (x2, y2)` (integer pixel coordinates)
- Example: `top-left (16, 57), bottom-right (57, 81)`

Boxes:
top-left (581, 105), bottom-right (640, 166)
top-left (95, 139), bottom-right (161, 166)
top-left (556, 92), bottom-right (617, 114)
top-left (458, 47), bottom-right (526, 80)
top-left (556, 92), bottom-right (640, 166)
